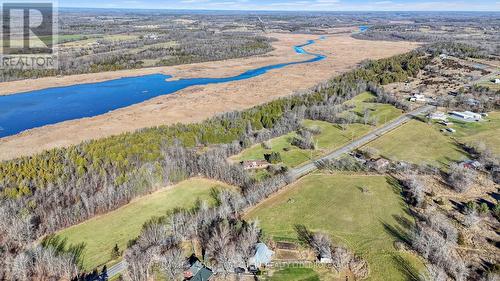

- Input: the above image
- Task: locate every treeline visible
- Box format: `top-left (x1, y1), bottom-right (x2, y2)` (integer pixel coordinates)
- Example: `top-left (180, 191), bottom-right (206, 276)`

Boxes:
top-left (424, 42), bottom-right (493, 59)
top-left (0, 32), bottom-right (273, 82)
top-left (0, 50), bottom-right (430, 279)
top-left (353, 22), bottom-right (500, 57)
top-left (0, 30), bottom-right (273, 82)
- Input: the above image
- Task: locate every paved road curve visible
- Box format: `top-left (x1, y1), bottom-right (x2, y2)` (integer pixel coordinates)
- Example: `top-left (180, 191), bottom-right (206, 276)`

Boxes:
top-left (106, 104), bottom-right (435, 279)
top-left (290, 105), bottom-right (435, 179)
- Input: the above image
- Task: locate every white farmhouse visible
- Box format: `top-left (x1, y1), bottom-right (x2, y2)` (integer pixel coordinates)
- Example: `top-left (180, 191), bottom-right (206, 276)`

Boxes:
top-left (495, 78), bottom-right (500, 84)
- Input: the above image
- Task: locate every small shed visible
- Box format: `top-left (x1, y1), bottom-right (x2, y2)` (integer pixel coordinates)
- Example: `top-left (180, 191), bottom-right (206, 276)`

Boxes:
top-left (249, 243), bottom-right (274, 269)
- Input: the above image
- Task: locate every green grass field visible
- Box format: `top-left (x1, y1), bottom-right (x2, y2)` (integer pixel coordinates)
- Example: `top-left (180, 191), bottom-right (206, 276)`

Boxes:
top-left (246, 174), bottom-right (424, 281)
top-left (57, 178), bottom-right (232, 270)
top-left (345, 92), bottom-right (404, 124)
top-left (451, 111), bottom-right (500, 155)
top-left (266, 267), bottom-right (321, 281)
top-left (364, 119), bottom-right (467, 167)
top-left (233, 120), bottom-right (371, 168)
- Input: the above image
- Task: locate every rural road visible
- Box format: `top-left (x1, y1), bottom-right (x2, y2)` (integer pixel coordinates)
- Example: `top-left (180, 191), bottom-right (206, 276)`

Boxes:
top-left (290, 105), bottom-right (435, 179)
top-left (107, 261), bottom-right (127, 279)
top-left (105, 104), bottom-right (434, 279)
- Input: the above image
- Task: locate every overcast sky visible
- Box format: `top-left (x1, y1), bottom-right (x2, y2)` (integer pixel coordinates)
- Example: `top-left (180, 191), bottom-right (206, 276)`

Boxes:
top-left (57, 0), bottom-right (500, 11)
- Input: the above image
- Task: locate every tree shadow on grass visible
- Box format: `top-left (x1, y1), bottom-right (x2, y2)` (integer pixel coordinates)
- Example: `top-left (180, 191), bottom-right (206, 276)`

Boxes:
top-left (380, 216), bottom-right (413, 246)
top-left (386, 176), bottom-right (404, 196)
top-left (385, 176), bottom-right (415, 218)
top-left (392, 254), bottom-right (423, 281)
top-left (294, 224), bottom-right (313, 246)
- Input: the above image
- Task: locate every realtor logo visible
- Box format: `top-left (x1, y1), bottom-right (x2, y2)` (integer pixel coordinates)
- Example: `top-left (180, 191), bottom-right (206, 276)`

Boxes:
top-left (1, 1), bottom-right (58, 69)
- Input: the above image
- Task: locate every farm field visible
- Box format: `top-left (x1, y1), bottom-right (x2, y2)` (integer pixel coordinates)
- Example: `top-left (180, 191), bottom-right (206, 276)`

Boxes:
top-left (232, 120), bottom-right (371, 168)
top-left (57, 178), bottom-right (232, 270)
top-left (451, 111), bottom-right (500, 155)
top-left (363, 119), bottom-right (467, 167)
top-left (246, 173), bottom-right (424, 281)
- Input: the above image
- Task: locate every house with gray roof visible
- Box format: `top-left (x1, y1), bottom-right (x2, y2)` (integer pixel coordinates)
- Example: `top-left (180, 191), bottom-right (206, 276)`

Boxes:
top-left (184, 260), bottom-right (213, 281)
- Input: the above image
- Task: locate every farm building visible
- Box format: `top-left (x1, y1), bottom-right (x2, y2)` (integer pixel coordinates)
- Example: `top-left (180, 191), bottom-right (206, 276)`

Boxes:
top-left (241, 160), bottom-right (269, 170)
top-left (249, 243), bottom-right (274, 269)
top-left (428, 111), bottom-right (447, 120)
top-left (495, 78), bottom-right (500, 84)
top-left (449, 111), bottom-right (482, 121)
top-left (409, 94), bottom-right (426, 102)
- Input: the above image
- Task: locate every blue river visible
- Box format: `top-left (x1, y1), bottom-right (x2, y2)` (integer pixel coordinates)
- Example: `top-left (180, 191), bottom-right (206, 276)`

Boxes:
top-left (0, 38), bottom-right (326, 138)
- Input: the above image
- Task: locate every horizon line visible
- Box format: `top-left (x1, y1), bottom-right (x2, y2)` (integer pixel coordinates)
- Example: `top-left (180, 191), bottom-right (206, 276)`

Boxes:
top-left (58, 7), bottom-right (500, 13)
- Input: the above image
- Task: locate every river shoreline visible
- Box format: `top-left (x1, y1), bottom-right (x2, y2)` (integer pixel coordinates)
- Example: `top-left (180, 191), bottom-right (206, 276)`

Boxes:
top-left (0, 38), bottom-right (324, 138)
top-left (0, 32), bottom-right (420, 160)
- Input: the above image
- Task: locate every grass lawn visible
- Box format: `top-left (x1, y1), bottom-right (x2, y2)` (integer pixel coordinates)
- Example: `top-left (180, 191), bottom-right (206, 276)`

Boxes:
top-left (266, 267), bottom-right (320, 281)
top-left (233, 120), bottom-right (371, 168)
top-left (233, 131), bottom-right (316, 168)
top-left (345, 92), bottom-right (404, 124)
top-left (364, 119), bottom-right (467, 167)
top-left (246, 174), bottom-right (424, 281)
top-left (451, 111), bottom-right (500, 155)
top-left (57, 178), bottom-right (232, 271)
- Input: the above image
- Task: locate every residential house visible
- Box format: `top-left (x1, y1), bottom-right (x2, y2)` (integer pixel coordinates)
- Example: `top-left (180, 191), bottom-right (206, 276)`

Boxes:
top-left (184, 258), bottom-right (213, 281)
top-left (241, 160), bottom-right (269, 170)
top-left (249, 243), bottom-right (274, 270)
top-left (495, 78), bottom-right (500, 84)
